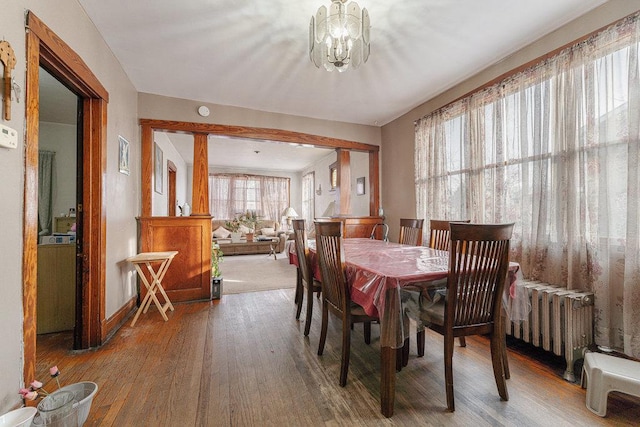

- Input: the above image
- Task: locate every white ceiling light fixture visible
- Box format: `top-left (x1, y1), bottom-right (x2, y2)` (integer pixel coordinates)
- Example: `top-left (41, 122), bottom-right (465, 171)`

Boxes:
top-left (309, 0), bottom-right (370, 72)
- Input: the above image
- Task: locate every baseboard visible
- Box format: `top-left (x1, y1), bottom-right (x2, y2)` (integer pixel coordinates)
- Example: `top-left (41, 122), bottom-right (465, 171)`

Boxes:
top-left (103, 296), bottom-right (137, 341)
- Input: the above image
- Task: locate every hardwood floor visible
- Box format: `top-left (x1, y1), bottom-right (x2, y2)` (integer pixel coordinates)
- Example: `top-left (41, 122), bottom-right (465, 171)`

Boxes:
top-left (36, 289), bottom-right (639, 426)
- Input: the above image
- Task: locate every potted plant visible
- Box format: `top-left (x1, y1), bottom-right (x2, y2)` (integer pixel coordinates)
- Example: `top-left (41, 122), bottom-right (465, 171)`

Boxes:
top-left (225, 217), bottom-right (243, 243)
top-left (211, 243), bottom-right (223, 299)
top-left (240, 210), bottom-right (259, 241)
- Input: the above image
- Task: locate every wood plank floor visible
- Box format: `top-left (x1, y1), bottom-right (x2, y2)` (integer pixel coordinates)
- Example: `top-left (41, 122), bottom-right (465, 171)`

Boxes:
top-left (35, 289), bottom-right (640, 426)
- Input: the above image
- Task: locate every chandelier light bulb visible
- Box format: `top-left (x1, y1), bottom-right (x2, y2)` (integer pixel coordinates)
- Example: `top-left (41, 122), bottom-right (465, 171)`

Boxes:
top-left (309, 0), bottom-right (370, 72)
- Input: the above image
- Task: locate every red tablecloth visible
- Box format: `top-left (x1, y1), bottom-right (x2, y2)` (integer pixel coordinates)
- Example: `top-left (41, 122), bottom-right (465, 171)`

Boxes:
top-left (289, 238), bottom-right (527, 348)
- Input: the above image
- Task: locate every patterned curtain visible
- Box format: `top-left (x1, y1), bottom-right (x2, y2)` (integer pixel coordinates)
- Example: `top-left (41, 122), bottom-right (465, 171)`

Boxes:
top-left (415, 13), bottom-right (640, 358)
top-left (302, 172), bottom-right (315, 231)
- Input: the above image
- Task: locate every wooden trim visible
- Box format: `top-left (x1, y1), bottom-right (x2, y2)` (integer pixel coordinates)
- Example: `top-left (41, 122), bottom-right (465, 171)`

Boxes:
top-left (167, 160), bottom-right (177, 216)
top-left (138, 119), bottom-right (379, 153)
top-left (23, 29), bottom-right (40, 387)
top-left (336, 149), bottom-right (351, 216)
top-left (368, 151), bottom-right (380, 216)
top-left (26, 13), bottom-right (108, 101)
top-left (23, 12), bottom-right (109, 385)
top-left (104, 296), bottom-right (137, 340)
top-left (191, 134), bottom-right (210, 216)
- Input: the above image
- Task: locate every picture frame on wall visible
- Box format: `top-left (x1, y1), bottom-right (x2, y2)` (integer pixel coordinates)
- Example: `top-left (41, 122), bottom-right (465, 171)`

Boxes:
top-left (154, 142), bottom-right (163, 194)
top-left (118, 135), bottom-right (130, 175)
top-left (356, 176), bottom-right (365, 195)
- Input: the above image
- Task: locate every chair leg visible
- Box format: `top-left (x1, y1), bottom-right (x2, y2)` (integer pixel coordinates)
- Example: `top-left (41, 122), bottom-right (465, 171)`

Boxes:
top-left (317, 302), bottom-right (328, 356)
top-left (417, 330), bottom-right (425, 357)
top-left (294, 269), bottom-right (303, 320)
top-left (458, 337), bottom-right (466, 347)
top-left (444, 335), bottom-right (455, 412)
top-left (340, 317), bottom-right (352, 387)
top-left (364, 321), bottom-right (371, 344)
top-left (303, 282), bottom-right (314, 336)
top-left (490, 332), bottom-right (509, 401)
top-left (502, 335), bottom-right (510, 380)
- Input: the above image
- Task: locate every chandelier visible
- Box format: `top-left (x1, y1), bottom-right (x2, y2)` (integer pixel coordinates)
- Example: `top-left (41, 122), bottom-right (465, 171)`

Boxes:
top-left (309, 0), bottom-right (370, 72)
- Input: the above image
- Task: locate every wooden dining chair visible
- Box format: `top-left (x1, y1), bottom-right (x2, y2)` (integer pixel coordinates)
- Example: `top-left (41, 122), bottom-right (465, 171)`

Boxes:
top-left (420, 222), bottom-right (514, 411)
top-left (398, 218), bottom-right (424, 246)
top-left (293, 219), bottom-right (322, 336)
top-left (416, 219), bottom-right (472, 356)
top-left (314, 220), bottom-right (379, 387)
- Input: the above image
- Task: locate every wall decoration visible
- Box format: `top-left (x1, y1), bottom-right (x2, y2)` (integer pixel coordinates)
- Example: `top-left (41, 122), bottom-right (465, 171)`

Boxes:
top-left (154, 142), bottom-right (163, 194)
top-left (118, 135), bottom-right (130, 175)
top-left (356, 176), bottom-right (365, 195)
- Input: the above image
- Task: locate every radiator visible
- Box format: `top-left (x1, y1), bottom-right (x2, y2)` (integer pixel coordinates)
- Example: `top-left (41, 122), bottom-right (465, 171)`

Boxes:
top-left (506, 281), bottom-right (594, 382)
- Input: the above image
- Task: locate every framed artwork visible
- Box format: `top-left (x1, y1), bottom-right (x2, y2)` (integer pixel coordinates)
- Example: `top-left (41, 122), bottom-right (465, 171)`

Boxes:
top-left (154, 143), bottom-right (163, 194)
top-left (118, 135), bottom-right (130, 175)
top-left (356, 176), bottom-right (366, 195)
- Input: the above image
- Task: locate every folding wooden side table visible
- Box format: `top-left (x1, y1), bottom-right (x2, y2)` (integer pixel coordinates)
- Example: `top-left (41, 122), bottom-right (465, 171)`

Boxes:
top-left (127, 251), bottom-right (178, 326)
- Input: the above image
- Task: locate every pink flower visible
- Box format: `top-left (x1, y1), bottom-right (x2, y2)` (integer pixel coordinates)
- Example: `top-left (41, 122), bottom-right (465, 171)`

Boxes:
top-left (30, 380), bottom-right (43, 389)
top-left (50, 366), bottom-right (60, 377)
top-left (20, 389), bottom-right (39, 401)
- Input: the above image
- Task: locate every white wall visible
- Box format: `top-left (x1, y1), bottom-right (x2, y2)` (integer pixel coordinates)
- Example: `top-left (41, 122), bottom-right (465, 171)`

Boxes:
top-left (0, 0), bottom-right (139, 413)
top-left (152, 132), bottom-right (188, 216)
top-left (39, 122), bottom-right (77, 226)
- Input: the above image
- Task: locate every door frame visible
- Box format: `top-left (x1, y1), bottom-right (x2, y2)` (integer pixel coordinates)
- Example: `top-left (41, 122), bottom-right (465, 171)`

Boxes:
top-left (23, 12), bottom-right (108, 384)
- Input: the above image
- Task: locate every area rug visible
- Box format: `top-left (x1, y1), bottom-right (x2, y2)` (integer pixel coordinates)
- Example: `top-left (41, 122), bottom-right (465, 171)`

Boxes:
top-left (220, 252), bottom-right (297, 294)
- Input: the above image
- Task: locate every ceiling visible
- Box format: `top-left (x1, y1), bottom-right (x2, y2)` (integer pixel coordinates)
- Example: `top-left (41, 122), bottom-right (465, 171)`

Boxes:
top-left (77, 0), bottom-right (606, 127)
top-left (41, 0), bottom-right (608, 171)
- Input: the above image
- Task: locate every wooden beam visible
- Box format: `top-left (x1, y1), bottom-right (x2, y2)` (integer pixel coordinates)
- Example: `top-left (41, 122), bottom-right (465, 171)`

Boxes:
top-left (138, 119), bottom-right (378, 153)
top-left (191, 133), bottom-right (210, 216)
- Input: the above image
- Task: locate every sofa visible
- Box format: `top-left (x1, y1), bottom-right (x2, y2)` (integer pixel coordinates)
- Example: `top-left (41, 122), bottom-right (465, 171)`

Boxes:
top-left (211, 219), bottom-right (287, 255)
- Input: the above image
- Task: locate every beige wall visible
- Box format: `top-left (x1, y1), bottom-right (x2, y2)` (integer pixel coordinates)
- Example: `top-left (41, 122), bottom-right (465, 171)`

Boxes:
top-left (380, 0), bottom-right (640, 242)
top-left (0, 0), bottom-right (139, 412)
top-left (138, 93), bottom-right (382, 146)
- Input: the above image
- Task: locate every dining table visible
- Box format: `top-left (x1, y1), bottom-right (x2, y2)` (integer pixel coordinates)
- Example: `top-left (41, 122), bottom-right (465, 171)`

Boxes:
top-left (289, 237), bottom-right (528, 417)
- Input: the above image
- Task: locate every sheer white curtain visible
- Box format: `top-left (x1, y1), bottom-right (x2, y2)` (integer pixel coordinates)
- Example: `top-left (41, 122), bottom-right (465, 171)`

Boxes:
top-left (209, 173), bottom-right (290, 222)
top-left (415, 13), bottom-right (640, 357)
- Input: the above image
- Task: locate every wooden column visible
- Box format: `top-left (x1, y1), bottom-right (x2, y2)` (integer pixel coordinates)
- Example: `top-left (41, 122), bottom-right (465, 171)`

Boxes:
top-left (141, 124), bottom-right (153, 217)
top-left (191, 133), bottom-right (210, 216)
top-left (336, 149), bottom-right (351, 216)
top-left (369, 150), bottom-right (380, 216)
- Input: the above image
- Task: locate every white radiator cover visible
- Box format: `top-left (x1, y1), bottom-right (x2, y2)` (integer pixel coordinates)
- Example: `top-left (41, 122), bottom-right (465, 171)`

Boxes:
top-left (506, 281), bottom-right (594, 382)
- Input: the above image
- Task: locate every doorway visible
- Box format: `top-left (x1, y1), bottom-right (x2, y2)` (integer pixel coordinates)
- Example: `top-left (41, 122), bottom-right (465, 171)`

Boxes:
top-left (23, 12), bottom-right (108, 385)
top-left (36, 67), bottom-right (80, 344)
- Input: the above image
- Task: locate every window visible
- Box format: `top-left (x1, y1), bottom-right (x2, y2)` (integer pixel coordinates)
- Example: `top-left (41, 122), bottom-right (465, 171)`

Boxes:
top-left (302, 172), bottom-right (315, 230)
top-left (209, 173), bottom-right (289, 222)
top-left (414, 13), bottom-right (640, 354)
top-left (329, 162), bottom-right (338, 191)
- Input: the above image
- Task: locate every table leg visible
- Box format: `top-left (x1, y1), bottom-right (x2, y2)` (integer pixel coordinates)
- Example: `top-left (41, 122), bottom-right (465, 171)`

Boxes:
top-left (381, 346), bottom-right (396, 417)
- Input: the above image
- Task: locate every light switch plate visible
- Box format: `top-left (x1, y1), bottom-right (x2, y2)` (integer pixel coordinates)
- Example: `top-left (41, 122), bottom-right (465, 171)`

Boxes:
top-left (0, 123), bottom-right (18, 149)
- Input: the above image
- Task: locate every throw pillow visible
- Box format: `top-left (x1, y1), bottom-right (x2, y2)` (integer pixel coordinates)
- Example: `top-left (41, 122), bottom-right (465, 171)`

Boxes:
top-left (213, 226), bottom-right (231, 239)
top-left (261, 227), bottom-right (276, 237)
top-left (239, 224), bottom-right (251, 234)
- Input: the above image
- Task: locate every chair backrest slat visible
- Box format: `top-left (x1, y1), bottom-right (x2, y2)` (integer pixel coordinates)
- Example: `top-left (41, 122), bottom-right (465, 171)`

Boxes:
top-left (315, 221), bottom-right (348, 315)
top-left (446, 223), bottom-right (513, 329)
top-left (399, 218), bottom-right (424, 246)
top-left (428, 219), bottom-right (471, 251)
